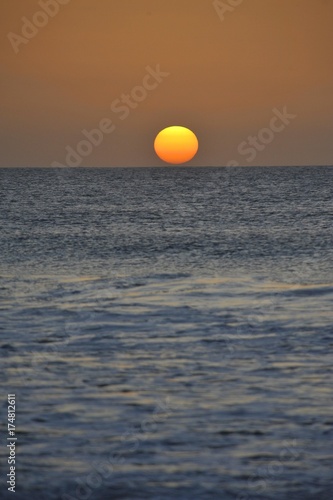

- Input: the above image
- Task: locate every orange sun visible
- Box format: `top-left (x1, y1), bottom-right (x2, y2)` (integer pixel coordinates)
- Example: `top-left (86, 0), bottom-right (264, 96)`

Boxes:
top-left (154, 126), bottom-right (198, 165)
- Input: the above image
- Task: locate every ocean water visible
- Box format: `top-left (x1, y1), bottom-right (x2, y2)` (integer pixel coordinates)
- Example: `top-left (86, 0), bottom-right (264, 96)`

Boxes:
top-left (1, 166), bottom-right (333, 500)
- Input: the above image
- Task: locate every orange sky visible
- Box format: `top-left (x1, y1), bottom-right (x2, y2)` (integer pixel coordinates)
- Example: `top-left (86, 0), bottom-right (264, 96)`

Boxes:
top-left (1, 0), bottom-right (333, 166)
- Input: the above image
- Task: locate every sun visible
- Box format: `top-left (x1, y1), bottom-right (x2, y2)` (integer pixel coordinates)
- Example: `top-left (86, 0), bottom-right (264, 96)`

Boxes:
top-left (154, 126), bottom-right (198, 165)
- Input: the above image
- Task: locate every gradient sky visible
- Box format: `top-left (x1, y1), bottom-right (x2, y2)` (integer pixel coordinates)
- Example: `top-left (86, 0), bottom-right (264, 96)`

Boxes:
top-left (1, 0), bottom-right (333, 167)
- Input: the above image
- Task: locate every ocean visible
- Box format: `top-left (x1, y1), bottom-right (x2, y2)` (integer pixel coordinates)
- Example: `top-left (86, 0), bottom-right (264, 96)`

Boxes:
top-left (1, 166), bottom-right (333, 500)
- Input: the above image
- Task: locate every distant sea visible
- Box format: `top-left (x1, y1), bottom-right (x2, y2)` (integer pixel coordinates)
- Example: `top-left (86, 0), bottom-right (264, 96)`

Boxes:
top-left (1, 166), bottom-right (333, 500)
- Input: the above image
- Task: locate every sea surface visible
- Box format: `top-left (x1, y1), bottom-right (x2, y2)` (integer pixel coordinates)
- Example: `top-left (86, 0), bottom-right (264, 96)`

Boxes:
top-left (1, 166), bottom-right (333, 500)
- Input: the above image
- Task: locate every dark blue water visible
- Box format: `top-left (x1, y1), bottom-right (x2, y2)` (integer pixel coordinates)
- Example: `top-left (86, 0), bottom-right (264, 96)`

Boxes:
top-left (1, 166), bottom-right (333, 500)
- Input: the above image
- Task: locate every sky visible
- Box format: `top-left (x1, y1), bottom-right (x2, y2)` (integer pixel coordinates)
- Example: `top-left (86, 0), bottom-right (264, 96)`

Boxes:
top-left (1, 0), bottom-right (333, 167)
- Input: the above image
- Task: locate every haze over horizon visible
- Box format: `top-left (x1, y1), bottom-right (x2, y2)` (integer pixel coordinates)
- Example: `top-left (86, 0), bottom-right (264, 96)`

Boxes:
top-left (1, 0), bottom-right (333, 167)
